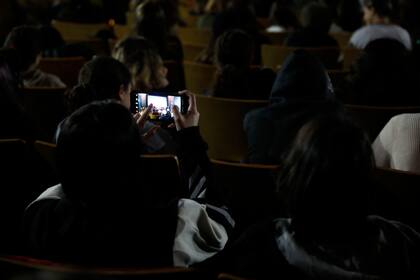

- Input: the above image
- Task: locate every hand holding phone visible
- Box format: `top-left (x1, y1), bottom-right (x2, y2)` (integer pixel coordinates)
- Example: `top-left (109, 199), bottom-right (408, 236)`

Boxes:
top-left (172, 91), bottom-right (199, 131)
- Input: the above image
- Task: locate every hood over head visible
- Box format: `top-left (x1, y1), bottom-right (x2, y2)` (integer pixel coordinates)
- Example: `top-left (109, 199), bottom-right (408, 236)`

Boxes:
top-left (270, 50), bottom-right (334, 104)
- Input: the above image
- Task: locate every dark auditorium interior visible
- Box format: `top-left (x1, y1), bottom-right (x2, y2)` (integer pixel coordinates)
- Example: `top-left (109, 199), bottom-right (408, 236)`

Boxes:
top-left (1, 0), bottom-right (420, 279)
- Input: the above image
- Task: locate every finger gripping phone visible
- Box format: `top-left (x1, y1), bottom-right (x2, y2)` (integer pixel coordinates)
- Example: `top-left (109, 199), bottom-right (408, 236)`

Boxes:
top-left (133, 92), bottom-right (188, 121)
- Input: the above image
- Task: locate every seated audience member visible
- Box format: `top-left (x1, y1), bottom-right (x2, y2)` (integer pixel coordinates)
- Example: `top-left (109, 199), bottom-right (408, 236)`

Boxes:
top-left (66, 56), bottom-right (172, 154)
top-left (285, 2), bottom-right (340, 69)
top-left (373, 113), bottom-right (420, 173)
top-left (266, 0), bottom-right (300, 33)
top-left (0, 49), bottom-right (33, 141)
top-left (332, 0), bottom-right (363, 32)
top-left (23, 99), bottom-right (233, 266)
top-left (197, 0), bottom-right (265, 65)
top-left (339, 38), bottom-right (420, 106)
top-left (350, 0), bottom-right (412, 50)
top-left (285, 2), bottom-right (339, 48)
top-left (244, 50), bottom-right (339, 164)
top-left (198, 114), bottom-right (420, 279)
top-left (3, 26), bottom-right (66, 88)
top-left (209, 29), bottom-right (275, 99)
top-left (112, 36), bottom-right (169, 92)
top-left (134, 0), bottom-right (184, 62)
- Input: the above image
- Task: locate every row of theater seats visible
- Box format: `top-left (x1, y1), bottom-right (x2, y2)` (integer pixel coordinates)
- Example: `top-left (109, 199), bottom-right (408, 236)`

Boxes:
top-left (2, 137), bottom-right (420, 254)
top-left (50, 19), bottom-right (361, 72)
top-left (20, 82), bottom-right (420, 157)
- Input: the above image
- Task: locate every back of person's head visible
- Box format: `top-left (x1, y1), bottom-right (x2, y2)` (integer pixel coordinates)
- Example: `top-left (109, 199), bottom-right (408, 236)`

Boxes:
top-left (362, 0), bottom-right (393, 18)
top-left (3, 26), bottom-right (43, 72)
top-left (270, 50), bottom-right (334, 102)
top-left (39, 25), bottom-right (65, 57)
top-left (68, 56), bottom-right (131, 112)
top-left (348, 38), bottom-right (416, 105)
top-left (113, 36), bottom-right (168, 91)
top-left (135, 0), bottom-right (168, 48)
top-left (277, 113), bottom-right (374, 239)
top-left (57, 100), bottom-right (142, 202)
top-left (215, 29), bottom-right (254, 68)
top-left (273, 1), bottom-right (300, 30)
top-left (300, 2), bottom-right (332, 33)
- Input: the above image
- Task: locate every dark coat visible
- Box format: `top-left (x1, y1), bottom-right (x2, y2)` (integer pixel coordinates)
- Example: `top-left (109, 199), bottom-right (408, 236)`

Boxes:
top-left (243, 50), bottom-right (339, 164)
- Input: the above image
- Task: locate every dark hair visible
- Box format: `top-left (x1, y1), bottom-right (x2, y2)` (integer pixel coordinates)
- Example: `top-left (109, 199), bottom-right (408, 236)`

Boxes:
top-left (57, 100), bottom-right (142, 201)
top-left (215, 29), bottom-right (254, 68)
top-left (362, 0), bottom-right (393, 17)
top-left (68, 56), bottom-right (131, 112)
top-left (270, 50), bottom-right (334, 102)
top-left (3, 26), bottom-right (43, 72)
top-left (272, 1), bottom-right (300, 30)
top-left (276, 114), bottom-right (374, 239)
top-left (212, 29), bottom-right (259, 98)
top-left (113, 36), bottom-right (166, 90)
top-left (135, 0), bottom-right (169, 54)
top-left (345, 38), bottom-right (418, 106)
top-left (300, 2), bottom-right (332, 33)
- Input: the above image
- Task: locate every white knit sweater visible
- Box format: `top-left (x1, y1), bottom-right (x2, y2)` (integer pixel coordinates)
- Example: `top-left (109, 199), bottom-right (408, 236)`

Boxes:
top-left (373, 113), bottom-right (420, 173)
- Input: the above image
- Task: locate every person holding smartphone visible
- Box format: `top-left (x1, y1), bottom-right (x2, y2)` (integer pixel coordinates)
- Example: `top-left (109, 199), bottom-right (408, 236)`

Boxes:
top-left (24, 97), bottom-right (233, 267)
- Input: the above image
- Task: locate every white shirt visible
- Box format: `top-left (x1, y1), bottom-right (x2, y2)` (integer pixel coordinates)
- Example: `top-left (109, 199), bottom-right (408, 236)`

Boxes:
top-left (350, 24), bottom-right (412, 50)
top-left (373, 113), bottom-right (420, 173)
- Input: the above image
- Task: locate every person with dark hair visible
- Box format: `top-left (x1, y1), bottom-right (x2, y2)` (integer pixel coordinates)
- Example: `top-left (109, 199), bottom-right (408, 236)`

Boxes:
top-left (66, 56), bottom-right (174, 154)
top-left (209, 29), bottom-right (275, 99)
top-left (339, 38), bottom-right (420, 105)
top-left (3, 25), bottom-right (66, 88)
top-left (332, 0), bottom-right (363, 32)
top-left (350, 0), bottom-right (412, 50)
top-left (67, 56), bottom-right (131, 112)
top-left (285, 2), bottom-right (339, 49)
top-left (197, 113), bottom-right (420, 279)
top-left (197, 0), bottom-right (265, 64)
top-left (266, 0), bottom-right (300, 33)
top-left (23, 98), bottom-right (233, 266)
top-left (135, 0), bottom-right (184, 62)
top-left (243, 50), bottom-right (338, 164)
top-left (113, 36), bottom-right (169, 92)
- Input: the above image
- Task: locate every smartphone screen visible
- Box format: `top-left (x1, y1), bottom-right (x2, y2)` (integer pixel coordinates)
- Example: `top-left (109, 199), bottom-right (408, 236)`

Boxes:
top-left (134, 92), bottom-right (186, 120)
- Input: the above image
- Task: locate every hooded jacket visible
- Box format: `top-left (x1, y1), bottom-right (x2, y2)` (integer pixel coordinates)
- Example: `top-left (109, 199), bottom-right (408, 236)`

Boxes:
top-left (197, 215), bottom-right (420, 279)
top-left (243, 50), bottom-right (338, 164)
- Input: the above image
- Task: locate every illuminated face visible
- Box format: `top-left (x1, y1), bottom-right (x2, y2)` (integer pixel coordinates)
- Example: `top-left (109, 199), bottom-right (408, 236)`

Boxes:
top-left (363, 5), bottom-right (375, 24)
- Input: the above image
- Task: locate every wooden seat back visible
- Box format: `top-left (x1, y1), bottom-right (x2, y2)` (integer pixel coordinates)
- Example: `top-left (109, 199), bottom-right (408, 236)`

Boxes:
top-left (196, 95), bottom-right (268, 161)
top-left (344, 105), bottom-right (420, 141)
top-left (184, 61), bottom-right (216, 95)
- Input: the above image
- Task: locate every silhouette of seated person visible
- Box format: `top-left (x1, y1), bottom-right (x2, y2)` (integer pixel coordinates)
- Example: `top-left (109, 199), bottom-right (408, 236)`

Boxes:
top-left (134, 0), bottom-right (184, 62)
top-left (197, 113), bottom-right (420, 279)
top-left (350, 0), bottom-right (412, 50)
top-left (23, 99), bottom-right (234, 267)
top-left (339, 38), bottom-right (420, 106)
top-left (112, 36), bottom-right (170, 93)
top-left (208, 29), bottom-right (275, 100)
top-left (285, 2), bottom-right (340, 69)
top-left (285, 2), bottom-right (339, 48)
top-left (3, 26), bottom-right (66, 88)
top-left (244, 49), bottom-right (340, 164)
top-left (65, 56), bottom-right (174, 154)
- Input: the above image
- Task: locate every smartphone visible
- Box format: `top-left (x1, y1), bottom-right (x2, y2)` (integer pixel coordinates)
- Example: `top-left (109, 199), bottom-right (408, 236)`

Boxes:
top-left (133, 92), bottom-right (188, 121)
